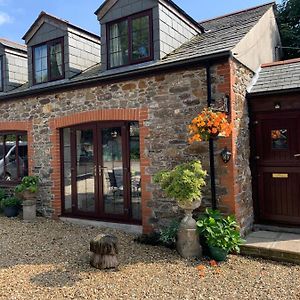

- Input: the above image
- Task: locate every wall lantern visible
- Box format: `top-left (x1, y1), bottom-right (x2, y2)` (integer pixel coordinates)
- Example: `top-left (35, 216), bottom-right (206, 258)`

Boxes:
top-left (221, 147), bottom-right (232, 163)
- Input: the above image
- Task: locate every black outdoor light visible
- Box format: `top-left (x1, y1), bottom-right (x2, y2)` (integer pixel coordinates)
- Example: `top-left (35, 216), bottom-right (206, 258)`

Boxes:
top-left (221, 147), bottom-right (232, 163)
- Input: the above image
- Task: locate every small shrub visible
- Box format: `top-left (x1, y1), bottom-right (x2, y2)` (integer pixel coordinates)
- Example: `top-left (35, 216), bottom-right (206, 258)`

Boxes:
top-left (197, 208), bottom-right (245, 253)
top-left (15, 176), bottom-right (39, 194)
top-left (1, 197), bottom-right (21, 208)
top-left (159, 220), bottom-right (180, 248)
top-left (154, 161), bottom-right (207, 205)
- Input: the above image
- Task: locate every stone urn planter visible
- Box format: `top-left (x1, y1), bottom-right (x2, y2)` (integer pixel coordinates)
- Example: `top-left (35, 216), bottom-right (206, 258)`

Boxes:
top-left (177, 200), bottom-right (202, 258)
top-left (22, 191), bottom-right (37, 222)
top-left (15, 176), bottom-right (39, 222)
top-left (154, 161), bottom-right (207, 259)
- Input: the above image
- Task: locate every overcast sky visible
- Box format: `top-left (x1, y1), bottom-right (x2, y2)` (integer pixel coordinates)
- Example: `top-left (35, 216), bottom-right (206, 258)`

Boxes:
top-left (0, 0), bottom-right (281, 43)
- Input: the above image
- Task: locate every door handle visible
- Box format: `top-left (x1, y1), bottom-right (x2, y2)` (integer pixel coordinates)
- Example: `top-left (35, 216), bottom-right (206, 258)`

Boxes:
top-left (294, 154), bottom-right (300, 157)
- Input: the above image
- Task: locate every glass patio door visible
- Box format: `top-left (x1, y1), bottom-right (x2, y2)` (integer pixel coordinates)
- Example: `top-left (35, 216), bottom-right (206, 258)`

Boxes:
top-left (62, 122), bottom-right (141, 223)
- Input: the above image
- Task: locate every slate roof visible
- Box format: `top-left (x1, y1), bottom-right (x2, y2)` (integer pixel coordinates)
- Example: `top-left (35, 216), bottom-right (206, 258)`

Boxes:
top-left (0, 2), bottom-right (275, 98)
top-left (162, 2), bottom-right (274, 63)
top-left (249, 59), bottom-right (300, 94)
top-left (0, 38), bottom-right (27, 52)
top-left (95, 0), bottom-right (204, 32)
top-left (22, 11), bottom-right (100, 42)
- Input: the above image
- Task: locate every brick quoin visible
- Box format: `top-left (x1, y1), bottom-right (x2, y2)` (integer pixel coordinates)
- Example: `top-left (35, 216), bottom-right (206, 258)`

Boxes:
top-left (215, 60), bottom-right (236, 215)
top-left (0, 121), bottom-right (34, 175)
top-left (49, 108), bottom-right (153, 233)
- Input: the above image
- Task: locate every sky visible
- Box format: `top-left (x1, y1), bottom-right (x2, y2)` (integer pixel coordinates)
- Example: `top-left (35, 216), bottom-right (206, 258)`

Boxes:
top-left (0, 0), bottom-right (281, 43)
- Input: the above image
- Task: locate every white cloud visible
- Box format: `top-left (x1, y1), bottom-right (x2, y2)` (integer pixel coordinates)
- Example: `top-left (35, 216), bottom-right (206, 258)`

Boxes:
top-left (0, 11), bottom-right (12, 25)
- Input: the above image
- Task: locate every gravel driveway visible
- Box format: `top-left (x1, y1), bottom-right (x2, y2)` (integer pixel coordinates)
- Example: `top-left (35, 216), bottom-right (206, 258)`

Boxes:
top-left (0, 216), bottom-right (299, 300)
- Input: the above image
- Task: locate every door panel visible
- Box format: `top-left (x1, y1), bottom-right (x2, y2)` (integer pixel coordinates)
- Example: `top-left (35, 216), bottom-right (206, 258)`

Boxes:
top-left (73, 126), bottom-right (97, 215)
top-left (254, 112), bottom-right (300, 226)
top-left (101, 126), bottom-right (125, 216)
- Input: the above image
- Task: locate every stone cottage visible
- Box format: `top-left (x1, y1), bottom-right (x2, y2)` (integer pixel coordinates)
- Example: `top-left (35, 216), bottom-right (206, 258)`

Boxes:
top-left (0, 1), bottom-right (282, 234)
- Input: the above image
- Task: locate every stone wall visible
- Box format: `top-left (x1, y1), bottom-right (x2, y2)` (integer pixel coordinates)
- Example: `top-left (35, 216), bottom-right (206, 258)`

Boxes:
top-left (230, 58), bottom-right (254, 235)
top-left (0, 60), bottom-right (245, 233)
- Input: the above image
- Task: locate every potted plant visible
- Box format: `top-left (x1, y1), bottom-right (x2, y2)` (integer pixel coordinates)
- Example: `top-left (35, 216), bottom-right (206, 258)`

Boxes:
top-left (197, 209), bottom-right (245, 261)
top-left (188, 108), bottom-right (232, 142)
top-left (1, 197), bottom-right (21, 218)
top-left (15, 176), bottom-right (39, 222)
top-left (154, 161), bottom-right (207, 258)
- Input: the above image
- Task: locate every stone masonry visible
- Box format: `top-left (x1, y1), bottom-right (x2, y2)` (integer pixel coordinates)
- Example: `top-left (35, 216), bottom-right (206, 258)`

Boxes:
top-left (0, 58), bottom-right (252, 233)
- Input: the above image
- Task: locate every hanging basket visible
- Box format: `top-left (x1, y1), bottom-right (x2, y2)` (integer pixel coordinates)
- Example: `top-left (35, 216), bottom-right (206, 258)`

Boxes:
top-left (188, 108), bottom-right (232, 143)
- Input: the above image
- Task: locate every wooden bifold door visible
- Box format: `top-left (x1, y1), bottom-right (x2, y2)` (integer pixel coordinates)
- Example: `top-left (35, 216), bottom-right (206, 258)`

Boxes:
top-left (252, 111), bottom-right (300, 226)
top-left (61, 121), bottom-right (142, 224)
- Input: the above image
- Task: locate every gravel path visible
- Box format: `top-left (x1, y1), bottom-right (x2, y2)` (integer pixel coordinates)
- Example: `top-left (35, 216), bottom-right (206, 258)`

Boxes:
top-left (0, 216), bottom-right (299, 300)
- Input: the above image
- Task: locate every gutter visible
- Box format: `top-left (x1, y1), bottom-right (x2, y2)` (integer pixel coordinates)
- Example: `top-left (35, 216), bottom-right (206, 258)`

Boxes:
top-left (0, 50), bottom-right (230, 101)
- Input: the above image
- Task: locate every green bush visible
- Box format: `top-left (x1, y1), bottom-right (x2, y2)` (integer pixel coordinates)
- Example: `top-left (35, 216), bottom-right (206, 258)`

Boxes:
top-left (196, 209), bottom-right (245, 253)
top-left (154, 161), bottom-right (207, 205)
top-left (0, 188), bottom-right (5, 213)
top-left (159, 220), bottom-right (180, 247)
top-left (1, 197), bottom-right (21, 208)
top-left (15, 176), bottom-right (39, 194)
top-left (134, 220), bottom-right (180, 249)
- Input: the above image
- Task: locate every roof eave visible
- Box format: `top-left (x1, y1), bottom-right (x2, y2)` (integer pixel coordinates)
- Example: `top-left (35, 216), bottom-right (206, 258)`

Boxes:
top-left (248, 87), bottom-right (300, 98)
top-left (0, 50), bottom-right (230, 101)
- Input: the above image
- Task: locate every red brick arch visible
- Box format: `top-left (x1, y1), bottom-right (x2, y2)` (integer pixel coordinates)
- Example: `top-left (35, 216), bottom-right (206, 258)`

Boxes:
top-left (49, 108), bottom-right (152, 233)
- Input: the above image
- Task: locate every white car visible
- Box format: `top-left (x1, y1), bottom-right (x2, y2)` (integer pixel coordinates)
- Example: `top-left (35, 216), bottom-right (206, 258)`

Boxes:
top-left (0, 142), bottom-right (27, 181)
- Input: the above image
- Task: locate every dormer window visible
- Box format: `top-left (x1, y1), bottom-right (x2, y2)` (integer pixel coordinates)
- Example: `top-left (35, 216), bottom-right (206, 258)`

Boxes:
top-left (33, 38), bottom-right (64, 84)
top-left (108, 10), bottom-right (153, 69)
top-left (0, 56), bottom-right (3, 92)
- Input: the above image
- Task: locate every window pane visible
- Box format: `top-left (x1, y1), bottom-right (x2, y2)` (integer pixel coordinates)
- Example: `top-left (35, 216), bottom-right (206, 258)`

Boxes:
top-left (17, 135), bottom-right (28, 178)
top-left (50, 42), bottom-right (63, 79)
top-left (0, 133), bottom-right (27, 182)
top-left (132, 15), bottom-right (150, 61)
top-left (63, 128), bottom-right (72, 213)
top-left (4, 134), bottom-right (17, 181)
top-left (102, 127), bottom-right (124, 215)
top-left (130, 122), bottom-right (141, 220)
top-left (271, 129), bottom-right (288, 150)
top-left (76, 129), bottom-right (95, 212)
top-left (34, 45), bottom-right (48, 83)
top-left (109, 20), bottom-right (129, 67)
top-left (0, 57), bottom-right (3, 91)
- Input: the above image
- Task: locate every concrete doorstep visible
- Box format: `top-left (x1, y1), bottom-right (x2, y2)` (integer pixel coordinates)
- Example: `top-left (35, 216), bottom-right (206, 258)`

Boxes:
top-left (241, 231), bottom-right (300, 264)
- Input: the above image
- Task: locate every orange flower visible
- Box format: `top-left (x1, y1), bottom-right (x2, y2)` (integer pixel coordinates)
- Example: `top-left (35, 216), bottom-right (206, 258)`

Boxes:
top-left (196, 265), bottom-right (206, 271)
top-left (188, 108), bottom-right (232, 143)
top-left (209, 260), bottom-right (218, 267)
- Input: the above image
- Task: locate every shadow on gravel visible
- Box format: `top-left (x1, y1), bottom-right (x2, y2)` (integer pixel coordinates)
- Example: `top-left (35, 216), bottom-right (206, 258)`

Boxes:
top-left (30, 268), bottom-right (82, 288)
top-left (0, 216), bottom-right (191, 288)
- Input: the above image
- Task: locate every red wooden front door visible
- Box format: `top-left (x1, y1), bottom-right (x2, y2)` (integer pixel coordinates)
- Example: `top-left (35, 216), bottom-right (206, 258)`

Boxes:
top-left (253, 111), bottom-right (300, 225)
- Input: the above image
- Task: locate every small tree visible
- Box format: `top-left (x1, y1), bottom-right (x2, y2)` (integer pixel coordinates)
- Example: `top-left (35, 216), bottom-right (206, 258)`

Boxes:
top-left (277, 0), bottom-right (300, 59)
